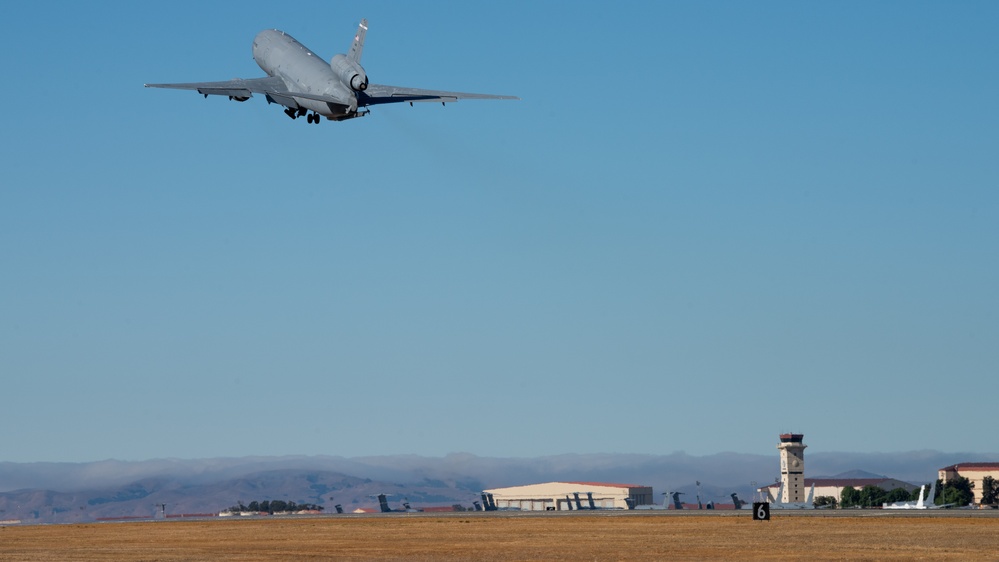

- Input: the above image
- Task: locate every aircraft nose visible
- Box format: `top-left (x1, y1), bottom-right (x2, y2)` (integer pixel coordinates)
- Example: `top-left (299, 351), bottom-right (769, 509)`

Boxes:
top-left (252, 30), bottom-right (277, 62)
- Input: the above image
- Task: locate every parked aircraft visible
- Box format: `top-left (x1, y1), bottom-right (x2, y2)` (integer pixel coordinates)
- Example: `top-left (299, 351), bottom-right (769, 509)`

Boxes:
top-left (672, 491), bottom-right (687, 509)
top-left (374, 494), bottom-right (419, 513)
top-left (634, 491), bottom-right (674, 510)
top-left (565, 492), bottom-right (623, 510)
top-left (730, 493), bottom-right (748, 510)
top-left (883, 481), bottom-right (952, 510)
top-left (146, 19), bottom-right (518, 123)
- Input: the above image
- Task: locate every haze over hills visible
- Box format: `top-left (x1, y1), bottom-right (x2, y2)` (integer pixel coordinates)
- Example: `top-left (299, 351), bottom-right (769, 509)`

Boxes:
top-left (1, 451), bottom-right (996, 523)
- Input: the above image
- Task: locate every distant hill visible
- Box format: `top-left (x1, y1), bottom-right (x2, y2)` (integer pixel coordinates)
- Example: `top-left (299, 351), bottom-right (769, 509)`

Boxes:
top-left (819, 469), bottom-right (890, 479)
top-left (2, 450), bottom-right (996, 523)
top-left (0, 470), bottom-right (482, 524)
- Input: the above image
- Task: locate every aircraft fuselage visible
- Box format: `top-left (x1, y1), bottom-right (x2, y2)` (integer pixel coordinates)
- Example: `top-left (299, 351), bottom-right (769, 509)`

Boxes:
top-left (252, 29), bottom-right (358, 118)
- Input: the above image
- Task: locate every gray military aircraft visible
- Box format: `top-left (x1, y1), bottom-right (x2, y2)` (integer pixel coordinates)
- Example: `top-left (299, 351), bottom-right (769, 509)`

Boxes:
top-left (145, 19), bottom-right (518, 123)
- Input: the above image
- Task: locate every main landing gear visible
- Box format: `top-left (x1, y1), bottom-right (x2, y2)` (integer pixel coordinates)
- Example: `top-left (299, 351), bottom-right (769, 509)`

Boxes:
top-left (284, 107), bottom-right (320, 124)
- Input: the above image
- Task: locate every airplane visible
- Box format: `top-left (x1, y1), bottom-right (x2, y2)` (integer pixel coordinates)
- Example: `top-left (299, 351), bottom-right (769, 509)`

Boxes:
top-left (145, 19), bottom-right (518, 124)
top-left (634, 491), bottom-right (674, 511)
top-left (882, 481), bottom-right (953, 510)
top-left (769, 482), bottom-right (816, 509)
top-left (374, 493), bottom-right (419, 513)
top-left (566, 492), bottom-right (625, 510)
top-left (730, 493), bottom-right (748, 510)
top-left (670, 491), bottom-right (685, 509)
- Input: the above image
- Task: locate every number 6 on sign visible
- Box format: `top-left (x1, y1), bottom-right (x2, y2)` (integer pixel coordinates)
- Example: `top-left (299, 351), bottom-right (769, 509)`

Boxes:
top-left (753, 502), bottom-right (770, 521)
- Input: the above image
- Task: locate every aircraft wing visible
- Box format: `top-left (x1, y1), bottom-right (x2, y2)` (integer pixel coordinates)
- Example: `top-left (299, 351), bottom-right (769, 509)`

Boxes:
top-left (359, 84), bottom-right (519, 106)
top-left (144, 76), bottom-right (288, 98)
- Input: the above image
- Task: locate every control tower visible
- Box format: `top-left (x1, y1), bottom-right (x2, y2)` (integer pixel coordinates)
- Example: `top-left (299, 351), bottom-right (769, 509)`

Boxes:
top-left (777, 433), bottom-right (807, 503)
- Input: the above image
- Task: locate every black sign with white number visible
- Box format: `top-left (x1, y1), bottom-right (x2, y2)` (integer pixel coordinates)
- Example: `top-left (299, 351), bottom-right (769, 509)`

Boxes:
top-left (752, 502), bottom-right (770, 521)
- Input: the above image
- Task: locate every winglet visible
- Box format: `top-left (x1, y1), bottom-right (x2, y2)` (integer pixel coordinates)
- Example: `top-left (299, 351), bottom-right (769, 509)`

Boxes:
top-left (348, 18), bottom-right (368, 63)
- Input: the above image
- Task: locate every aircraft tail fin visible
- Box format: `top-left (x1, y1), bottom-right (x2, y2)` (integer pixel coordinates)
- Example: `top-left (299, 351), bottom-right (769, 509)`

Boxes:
top-left (805, 484), bottom-right (815, 505)
top-left (348, 18), bottom-right (368, 63)
top-left (924, 481), bottom-right (937, 507)
top-left (671, 492), bottom-right (684, 510)
top-left (377, 493), bottom-right (391, 513)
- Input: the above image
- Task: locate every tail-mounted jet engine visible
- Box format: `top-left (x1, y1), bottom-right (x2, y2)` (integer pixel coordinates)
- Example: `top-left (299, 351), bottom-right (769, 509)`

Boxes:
top-left (330, 53), bottom-right (368, 91)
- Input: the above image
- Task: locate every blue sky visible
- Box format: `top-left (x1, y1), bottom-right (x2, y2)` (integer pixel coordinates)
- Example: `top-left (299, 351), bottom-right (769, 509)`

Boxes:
top-left (2, 1), bottom-right (996, 463)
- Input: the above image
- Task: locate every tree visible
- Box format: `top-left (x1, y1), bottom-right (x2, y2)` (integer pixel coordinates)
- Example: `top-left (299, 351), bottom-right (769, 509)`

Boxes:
top-left (859, 485), bottom-right (887, 508)
top-left (884, 488), bottom-right (911, 504)
top-left (981, 476), bottom-right (999, 506)
top-left (840, 486), bottom-right (860, 508)
top-left (938, 477), bottom-right (973, 507)
top-left (814, 496), bottom-right (837, 509)
top-left (247, 501), bottom-right (259, 512)
top-left (224, 502), bottom-right (248, 514)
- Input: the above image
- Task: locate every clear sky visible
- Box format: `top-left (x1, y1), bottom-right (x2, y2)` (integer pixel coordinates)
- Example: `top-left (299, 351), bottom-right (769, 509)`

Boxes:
top-left (2, 1), bottom-right (996, 463)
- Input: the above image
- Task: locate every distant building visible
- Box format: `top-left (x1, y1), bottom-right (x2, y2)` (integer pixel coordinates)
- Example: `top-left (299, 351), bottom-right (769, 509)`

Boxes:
top-left (939, 463), bottom-right (999, 505)
top-left (777, 433), bottom-right (807, 503)
top-left (765, 432), bottom-right (920, 504)
top-left (482, 482), bottom-right (653, 511)
top-left (760, 477), bottom-right (916, 504)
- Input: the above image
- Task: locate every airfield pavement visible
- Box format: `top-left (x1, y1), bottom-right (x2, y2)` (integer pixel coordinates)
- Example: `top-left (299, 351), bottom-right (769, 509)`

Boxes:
top-left (1, 510), bottom-right (998, 561)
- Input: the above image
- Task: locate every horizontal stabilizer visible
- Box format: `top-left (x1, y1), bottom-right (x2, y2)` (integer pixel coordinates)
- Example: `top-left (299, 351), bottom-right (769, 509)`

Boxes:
top-left (360, 84), bottom-right (518, 107)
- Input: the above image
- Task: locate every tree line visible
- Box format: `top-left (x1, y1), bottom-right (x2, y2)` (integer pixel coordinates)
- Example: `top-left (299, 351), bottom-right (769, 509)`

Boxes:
top-left (816, 476), bottom-right (998, 509)
top-left (223, 500), bottom-right (324, 514)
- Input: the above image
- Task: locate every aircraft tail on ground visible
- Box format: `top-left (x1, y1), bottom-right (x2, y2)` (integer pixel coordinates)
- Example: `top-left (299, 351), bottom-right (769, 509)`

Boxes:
top-left (348, 18), bottom-right (368, 63)
top-left (922, 481), bottom-right (937, 508)
top-left (670, 492), bottom-right (684, 510)
top-left (377, 493), bottom-right (391, 513)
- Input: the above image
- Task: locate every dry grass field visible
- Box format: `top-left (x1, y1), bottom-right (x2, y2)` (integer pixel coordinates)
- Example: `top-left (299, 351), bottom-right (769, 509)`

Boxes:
top-left (2, 512), bottom-right (997, 561)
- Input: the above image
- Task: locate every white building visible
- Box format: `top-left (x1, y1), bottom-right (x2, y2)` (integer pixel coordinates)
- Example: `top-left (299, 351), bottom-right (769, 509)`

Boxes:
top-left (483, 482), bottom-right (653, 511)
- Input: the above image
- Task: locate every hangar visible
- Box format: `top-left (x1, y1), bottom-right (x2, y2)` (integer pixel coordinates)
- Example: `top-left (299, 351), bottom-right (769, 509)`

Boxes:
top-left (483, 482), bottom-right (653, 511)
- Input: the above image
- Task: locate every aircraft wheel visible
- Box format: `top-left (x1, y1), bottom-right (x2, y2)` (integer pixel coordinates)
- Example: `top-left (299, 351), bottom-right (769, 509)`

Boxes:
top-left (306, 114), bottom-right (314, 124)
